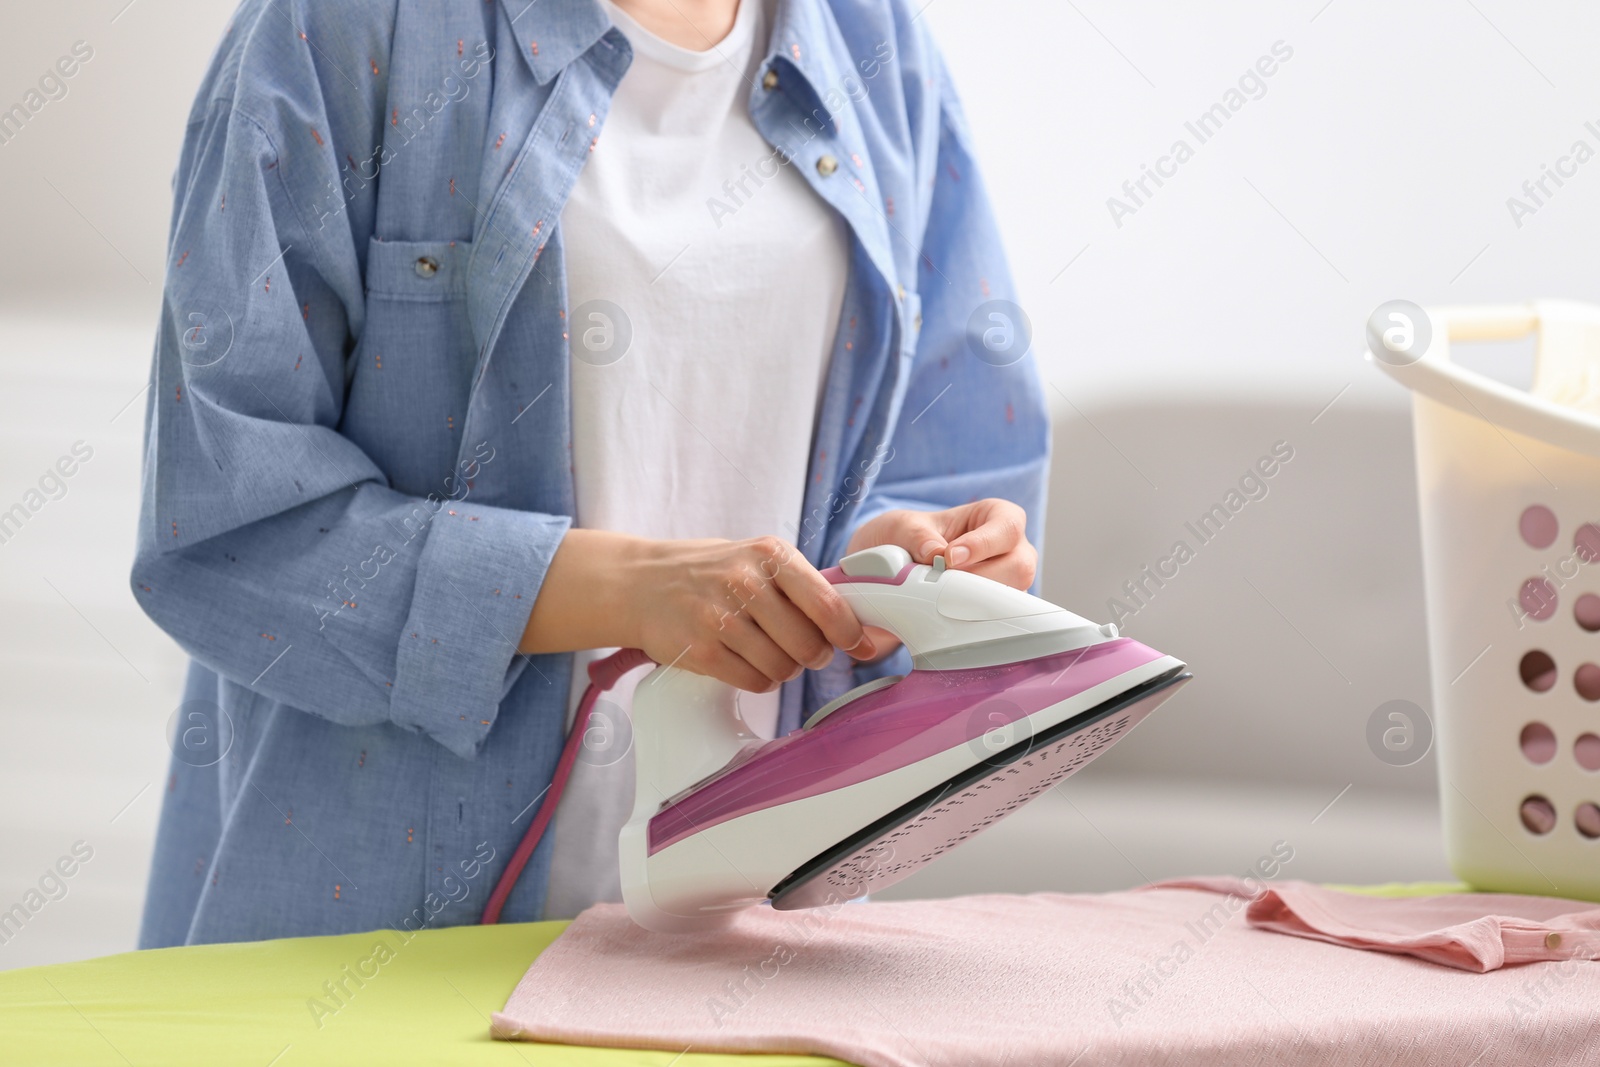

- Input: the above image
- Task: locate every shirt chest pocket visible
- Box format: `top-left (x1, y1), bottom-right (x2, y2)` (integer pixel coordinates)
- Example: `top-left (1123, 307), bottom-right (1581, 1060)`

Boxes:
top-left (356, 236), bottom-right (475, 378)
top-left (342, 238), bottom-right (478, 487)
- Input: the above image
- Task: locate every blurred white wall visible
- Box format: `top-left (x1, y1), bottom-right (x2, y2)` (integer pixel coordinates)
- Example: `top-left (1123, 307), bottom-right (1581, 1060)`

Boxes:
top-left (7, 0), bottom-right (1593, 967)
top-left (0, 1), bottom-right (234, 971)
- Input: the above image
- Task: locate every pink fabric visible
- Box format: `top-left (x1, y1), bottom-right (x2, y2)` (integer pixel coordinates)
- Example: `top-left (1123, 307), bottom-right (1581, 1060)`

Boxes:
top-left (493, 884), bottom-right (1600, 1067)
top-left (1157, 876), bottom-right (1600, 973)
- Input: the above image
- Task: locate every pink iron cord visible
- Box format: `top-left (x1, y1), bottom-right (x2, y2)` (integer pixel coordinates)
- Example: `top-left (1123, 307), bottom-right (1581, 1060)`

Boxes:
top-left (481, 646), bottom-right (655, 924)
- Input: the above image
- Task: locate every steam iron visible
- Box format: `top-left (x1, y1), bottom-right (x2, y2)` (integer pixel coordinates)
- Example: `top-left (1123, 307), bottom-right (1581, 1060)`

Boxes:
top-left (618, 544), bottom-right (1190, 933)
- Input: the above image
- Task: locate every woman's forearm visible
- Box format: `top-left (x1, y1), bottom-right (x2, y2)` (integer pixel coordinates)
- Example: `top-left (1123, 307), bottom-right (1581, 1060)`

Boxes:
top-left (518, 528), bottom-right (644, 654)
top-left (521, 506), bottom-right (1033, 666)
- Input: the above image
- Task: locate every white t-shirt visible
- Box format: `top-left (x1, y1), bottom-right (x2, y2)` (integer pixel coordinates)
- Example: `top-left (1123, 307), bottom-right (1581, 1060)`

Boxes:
top-left (540, 0), bottom-right (850, 920)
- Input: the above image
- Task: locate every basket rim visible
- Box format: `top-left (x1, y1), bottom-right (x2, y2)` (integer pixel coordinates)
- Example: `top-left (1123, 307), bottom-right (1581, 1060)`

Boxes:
top-left (1372, 299), bottom-right (1600, 458)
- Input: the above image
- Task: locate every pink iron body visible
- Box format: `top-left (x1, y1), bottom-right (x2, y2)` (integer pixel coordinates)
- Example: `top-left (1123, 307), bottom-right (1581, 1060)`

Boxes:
top-left (619, 544), bottom-right (1190, 933)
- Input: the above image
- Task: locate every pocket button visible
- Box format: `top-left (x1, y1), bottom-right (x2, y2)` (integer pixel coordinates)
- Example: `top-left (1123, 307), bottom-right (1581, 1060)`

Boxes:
top-left (415, 256), bottom-right (440, 279)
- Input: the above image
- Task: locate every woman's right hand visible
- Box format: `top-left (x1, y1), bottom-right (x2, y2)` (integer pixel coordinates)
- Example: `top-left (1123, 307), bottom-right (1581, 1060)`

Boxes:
top-left (520, 530), bottom-right (877, 692)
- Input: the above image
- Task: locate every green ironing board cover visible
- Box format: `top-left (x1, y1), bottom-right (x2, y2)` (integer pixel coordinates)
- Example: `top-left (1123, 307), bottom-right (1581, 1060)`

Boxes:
top-left (0, 919), bottom-right (844, 1067)
top-left (0, 884), bottom-right (1468, 1066)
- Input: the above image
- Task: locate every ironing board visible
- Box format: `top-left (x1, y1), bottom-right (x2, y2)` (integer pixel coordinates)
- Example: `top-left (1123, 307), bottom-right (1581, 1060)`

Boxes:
top-left (0, 884), bottom-right (1462, 1067)
top-left (0, 919), bottom-right (842, 1067)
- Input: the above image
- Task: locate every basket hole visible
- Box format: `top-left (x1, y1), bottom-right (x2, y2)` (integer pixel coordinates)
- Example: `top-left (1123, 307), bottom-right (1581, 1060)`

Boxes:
top-left (1521, 578), bottom-right (1558, 621)
top-left (1520, 505), bottom-right (1559, 549)
top-left (1577, 803), bottom-right (1600, 840)
top-left (1520, 650), bottom-right (1557, 692)
top-left (1576, 594), bottom-right (1600, 632)
top-left (1520, 722), bottom-right (1557, 764)
top-left (1520, 794), bottom-right (1557, 835)
top-left (1577, 663), bottom-right (1600, 701)
top-left (1578, 524), bottom-right (1600, 564)
top-left (1576, 733), bottom-right (1600, 772)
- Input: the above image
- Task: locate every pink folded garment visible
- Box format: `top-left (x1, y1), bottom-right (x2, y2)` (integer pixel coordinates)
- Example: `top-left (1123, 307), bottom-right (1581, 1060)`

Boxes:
top-left (493, 884), bottom-right (1600, 1067)
top-left (1155, 876), bottom-right (1600, 973)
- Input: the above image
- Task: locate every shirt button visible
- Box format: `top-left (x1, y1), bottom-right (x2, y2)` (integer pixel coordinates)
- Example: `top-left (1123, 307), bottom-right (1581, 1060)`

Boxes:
top-left (415, 256), bottom-right (439, 278)
top-left (1545, 932), bottom-right (1563, 949)
top-left (816, 154), bottom-right (838, 177)
top-left (762, 69), bottom-right (779, 91)
top-left (897, 284), bottom-right (906, 301)
top-left (914, 313), bottom-right (922, 331)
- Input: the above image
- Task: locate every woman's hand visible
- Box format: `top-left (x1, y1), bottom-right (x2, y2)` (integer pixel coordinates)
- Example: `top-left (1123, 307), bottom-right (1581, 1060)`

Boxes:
top-left (843, 500), bottom-right (1036, 659)
top-left (845, 499), bottom-right (1037, 590)
top-left (521, 530), bottom-right (877, 692)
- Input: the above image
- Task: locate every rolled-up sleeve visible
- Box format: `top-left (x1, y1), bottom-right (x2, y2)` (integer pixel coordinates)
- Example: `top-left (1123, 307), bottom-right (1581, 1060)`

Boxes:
top-left (132, 85), bottom-right (566, 759)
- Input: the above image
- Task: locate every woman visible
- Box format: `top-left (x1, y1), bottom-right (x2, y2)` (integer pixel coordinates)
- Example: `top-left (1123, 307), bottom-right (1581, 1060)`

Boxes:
top-left (133, 0), bottom-right (1048, 946)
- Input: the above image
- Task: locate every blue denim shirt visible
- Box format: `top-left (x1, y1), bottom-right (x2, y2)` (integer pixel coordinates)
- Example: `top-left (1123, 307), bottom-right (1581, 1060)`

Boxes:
top-left (134, 0), bottom-right (1049, 946)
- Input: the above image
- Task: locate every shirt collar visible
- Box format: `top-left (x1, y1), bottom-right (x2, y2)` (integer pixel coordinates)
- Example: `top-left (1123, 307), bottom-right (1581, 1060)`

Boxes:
top-left (499, 0), bottom-right (616, 85)
top-left (504, 0), bottom-right (834, 102)
top-left (496, 0), bottom-right (892, 292)
top-left (762, 0), bottom-right (835, 111)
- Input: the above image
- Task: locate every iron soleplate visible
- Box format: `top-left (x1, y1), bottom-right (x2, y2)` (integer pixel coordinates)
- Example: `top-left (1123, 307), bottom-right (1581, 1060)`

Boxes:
top-left (768, 667), bottom-right (1190, 910)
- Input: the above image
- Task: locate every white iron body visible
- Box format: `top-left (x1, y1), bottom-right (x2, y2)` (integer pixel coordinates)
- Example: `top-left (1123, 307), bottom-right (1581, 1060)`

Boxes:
top-left (620, 544), bottom-right (1189, 933)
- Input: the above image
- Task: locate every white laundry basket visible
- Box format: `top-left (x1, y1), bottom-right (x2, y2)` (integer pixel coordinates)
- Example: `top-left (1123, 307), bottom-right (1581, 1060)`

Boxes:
top-left (1376, 300), bottom-right (1600, 901)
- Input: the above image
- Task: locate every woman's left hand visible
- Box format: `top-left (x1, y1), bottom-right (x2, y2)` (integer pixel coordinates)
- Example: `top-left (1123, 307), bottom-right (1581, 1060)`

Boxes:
top-left (843, 499), bottom-right (1037, 659)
